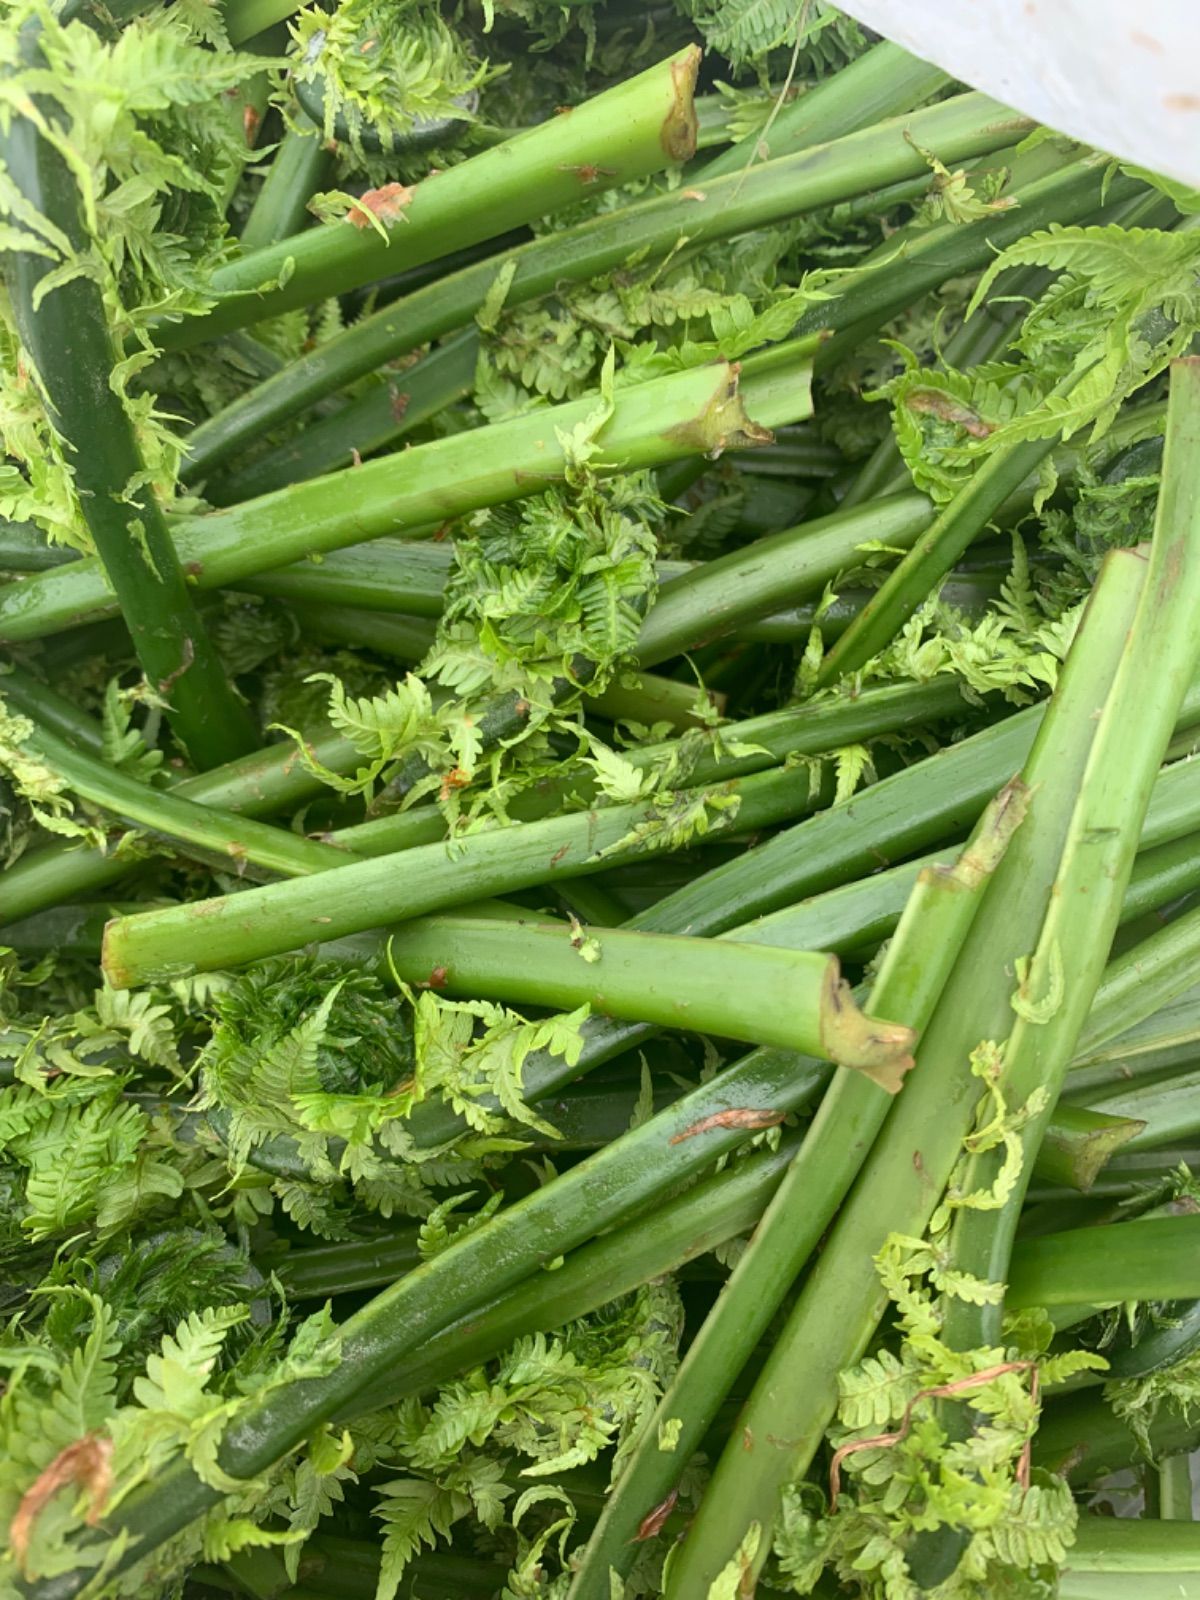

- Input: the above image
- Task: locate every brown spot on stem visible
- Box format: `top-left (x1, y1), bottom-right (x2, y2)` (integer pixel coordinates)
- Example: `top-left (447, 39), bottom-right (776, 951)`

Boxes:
top-left (632, 1488), bottom-right (678, 1543)
top-left (668, 1108), bottom-right (786, 1144)
top-left (1165, 93), bottom-right (1200, 111)
top-left (1130, 29), bottom-right (1164, 51)
top-left (157, 636), bottom-right (194, 697)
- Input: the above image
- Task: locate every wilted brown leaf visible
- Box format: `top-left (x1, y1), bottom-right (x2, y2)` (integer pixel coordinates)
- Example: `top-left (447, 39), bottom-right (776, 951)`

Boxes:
top-left (10, 1433), bottom-right (113, 1575)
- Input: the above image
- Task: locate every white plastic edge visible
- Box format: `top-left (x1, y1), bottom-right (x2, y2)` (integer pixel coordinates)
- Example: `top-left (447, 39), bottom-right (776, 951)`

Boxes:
top-left (836, 0), bottom-right (1200, 188)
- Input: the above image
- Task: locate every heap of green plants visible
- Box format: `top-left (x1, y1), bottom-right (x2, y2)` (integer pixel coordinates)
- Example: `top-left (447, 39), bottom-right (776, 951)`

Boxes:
top-left (2, 3), bottom-right (1200, 1598)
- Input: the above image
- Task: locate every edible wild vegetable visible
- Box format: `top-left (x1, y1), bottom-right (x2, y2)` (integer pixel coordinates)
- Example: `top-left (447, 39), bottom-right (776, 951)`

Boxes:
top-left (3, 5), bottom-right (1200, 1600)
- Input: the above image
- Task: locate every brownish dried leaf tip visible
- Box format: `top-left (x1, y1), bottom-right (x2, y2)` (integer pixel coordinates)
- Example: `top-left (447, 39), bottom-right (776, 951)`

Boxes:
top-left (348, 182), bottom-right (417, 229)
top-left (11, 1434), bottom-right (113, 1577)
top-left (668, 1107), bottom-right (786, 1145)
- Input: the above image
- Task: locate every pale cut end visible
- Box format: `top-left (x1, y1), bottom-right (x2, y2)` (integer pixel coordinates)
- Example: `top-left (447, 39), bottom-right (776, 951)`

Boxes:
top-left (663, 363), bottom-right (776, 461)
top-left (820, 964), bottom-right (916, 1093)
top-left (662, 45), bottom-right (702, 163)
top-left (940, 775), bottom-right (1032, 892)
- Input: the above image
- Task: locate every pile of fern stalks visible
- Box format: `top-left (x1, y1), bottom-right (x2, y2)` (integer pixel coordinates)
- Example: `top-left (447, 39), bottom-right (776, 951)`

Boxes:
top-left (6, 3), bottom-right (1200, 1597)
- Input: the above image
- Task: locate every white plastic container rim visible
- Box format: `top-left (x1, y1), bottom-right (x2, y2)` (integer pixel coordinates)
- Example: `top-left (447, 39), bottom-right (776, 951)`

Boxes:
top-left (837, 0), bottom-right (1200, 189)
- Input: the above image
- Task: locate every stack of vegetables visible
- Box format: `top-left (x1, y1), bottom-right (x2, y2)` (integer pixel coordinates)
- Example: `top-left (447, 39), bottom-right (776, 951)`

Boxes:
top-left (3, 2), bottom-right (1200, 1596)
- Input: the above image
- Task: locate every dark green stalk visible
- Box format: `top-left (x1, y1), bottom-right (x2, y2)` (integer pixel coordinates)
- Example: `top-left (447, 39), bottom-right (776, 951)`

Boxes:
top-left (179, 92), bottom-right (1032, 480)
top-left (1076, 900), bottom-right (1200, 1063)
top-left (0, 693), bottom-right (348, 884)
top-left (224, 0), bottom-right (299, 46)
top-left (25, 1043), bottom-right (842, 1595)
top-left (636, 491), bottom-right (933, 665)
top-left (0, 31), bottom-right (256, 768)
top-left (1031, 1105), bottom-right (1147, 1192)
top-left (1035, 1389), bottom-right (1200, 1485)
top-left (570, 783), bottom-right (1026, 1598)
top-left (239, 113), bottom-right (332, 252)
top-left (164, 47), bottom-right (704, 350)
top-left (816, 431), bottom-right (1064, 687)
top-left (100, 760), bottom-right (819, 985)
top-left (342, 1131), bottom-right (819, 1417)
top-left (283, 601), bottom-right (436, 665)
top-left (215, 329), bottom-right (479, 501)
top-left (1007, 1214), bottom-right (1200, 1307)
top-left (660, 548), bottom-right (1147, 1595)
top-left (0, 521), bottom-right (76, 572)
top-left (0, 344), bottom-right (815, 643)
top-left (941, 359), bottom-right (1200, 1358)
top-left (382, 915), bottom-right (915, 1074)
top-left (698, 39), bottom-right (949, 178)
top-left (1083, 1064), bottom-right (1200, 1153)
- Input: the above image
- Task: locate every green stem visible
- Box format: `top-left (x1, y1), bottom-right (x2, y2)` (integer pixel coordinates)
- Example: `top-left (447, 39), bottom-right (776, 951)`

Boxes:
top-left (214, 329), bottom-right (479, 501)
top-left (239, 114), bottom-right (332, 252)
top-left (179, 91), bottom-right (1032, 481)
top-left (1083, 1063), bottom-right (1200, 1153)
top-left (698, 38), bottom-right (949, 178)
top-left (166, 47), bottom-right (703, 349)
top-left (0, 31), bottom-right (256, 768)
top-left (659, 547), bottom-right (1148, 1595)
top-left (99, 761), bottom-right (819, 986)
top-left (942, 358), bottom-right (1200, 1354)
top-left (816, 433), bottom-right (1063, 687)
top-left (0, 346), bottom-right (814, 642)
top-left (636, 491), bottom-right (933, 665)
top-left (570, 783), bottom-right (1027, 1598)
top-left (1036, 1389), bottom-right (1200, 1485)
top-left (382, 915), bottom-right (914, 1074)
top-left (1031, 1104), bottom-right (1148, 1191)
top-left (224, 0), bottom-right (300, 46)
top-left (26, 1043), bottom-right (843, 1595)
top-left (0, 687), bottom-right (348, 883)
top-left (342, 1132), bottom-right (817, 1417)
top-left (1008, 1214), bottom-right (1200, 1307)
top-left (1076, 899), bottom-right (1200, 1063)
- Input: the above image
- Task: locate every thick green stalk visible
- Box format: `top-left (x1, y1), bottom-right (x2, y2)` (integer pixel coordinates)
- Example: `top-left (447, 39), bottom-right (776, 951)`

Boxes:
top-left (1036, 1390), bottom-right (1200, 1485)
top-left (1031, 1105), bottom-right (1147, 1192)
top-left (100, 761), bottom-right (818, 986)
top-left (0, 677), bottom-right (960, 933)
top-left (942, 358), bottom-right (1200, 1353)
top-left (216, 328), bottom-right (478, 501)
top-left (0, 697), bottom-right (348, 886)
top-left (571, 784), bottom-right (1026, 1599)
top-left (699, 39), bottom-right (949, 178)
top-left (1007, 1214), bottom-right (1200, 1307)
top-left (343, 1132), bottom-right (817, 1416)
top-left (165, 47), bottom-right (703, 349)
top-left (238, 114), bottom-right (332, 252)
top-left (0, 346), bottom-right (813, 642)
top-left (180, 92), bottom-right (1032, 479)
top-left (0, 35), bottom-right (256, 768)
top-left (636, 491), bottom-right (933, 665)
top-left (381, 915), bottom-right (914, 1074)
top-left (25, 1043), bottom-right (842, 1596)
top-left (1075, 900), bottom-right (1200, 1063)
top-left (1057, 1518), bottom-right (1200, 1597)
top-left (817, 434), bottom-right (1063, 686)
top-left (660, 549), bottom-right (1147, 1595)
top-left (1083, 1064), bottom-right (1200, 1153)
